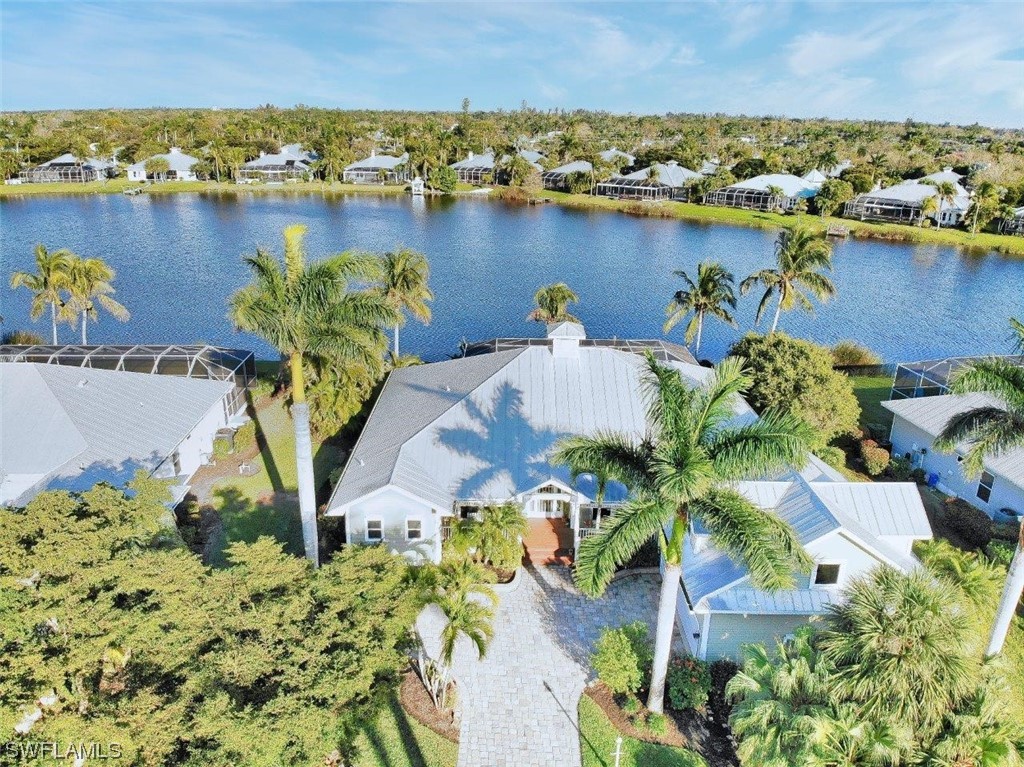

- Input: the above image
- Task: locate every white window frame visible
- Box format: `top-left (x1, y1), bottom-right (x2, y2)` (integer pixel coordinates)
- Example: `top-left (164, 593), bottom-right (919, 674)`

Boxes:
top-left (406, 518), bottom-right (423, 541)
top-left (812, 562), bottom-right (843, 588)
top-left (977, 471), bottom-right (995, 504)
top-left (365, 518), bottom-right (383, 543)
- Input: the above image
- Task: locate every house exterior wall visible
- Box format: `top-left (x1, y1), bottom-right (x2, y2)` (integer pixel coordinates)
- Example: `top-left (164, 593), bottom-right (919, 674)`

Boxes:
top-left (890, 416), bottom-right (1024, 516)
top-left (805, 532), bottom-right (889, 590)
top-left (152, 393), bottom-right (231, 483)
top-left (703, 612), bottom-right (824, 661)
top-left (344, 486), bottom-right (442, 563)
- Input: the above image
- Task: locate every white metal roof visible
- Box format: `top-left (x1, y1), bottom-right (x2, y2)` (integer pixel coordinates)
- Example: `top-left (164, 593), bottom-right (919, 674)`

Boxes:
top-left (620, 161), bottom-right (700, 188)
top-left (127, 147), bottom-right (199, 174)
top-left (546, 160), bottom-right (592, 175)
top-left (245, 145), bottom-right (314, 169)
top-left (706, 587), bottom-right (840, 615)
top-left (599, 148), bottom-right (634, 165)
top-left (37, 153), bottom-right (115, 171)
top-left (344, 152), bottom-right (408, 171)
top-left (450, 152), bottom-right (496, 170)
top-left (802, 169), bottom-right (827, 184)
top-left (0, 362), bottom-right (231, 505)
top-left (726, 173), bottom-right (819, 198)
top-left (883, 394), bottom-right (1024, 490)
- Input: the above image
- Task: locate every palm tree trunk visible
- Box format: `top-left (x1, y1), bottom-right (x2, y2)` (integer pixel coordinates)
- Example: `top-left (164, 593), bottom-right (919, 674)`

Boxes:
top-left (394, 323), bottom-right (400, 358)
top-left (289, 352), bottom-right (320, 567)
top-left (770, 302), bottom-right (782, 334)
top-left (695, 314), bottom-right (703, 355)
top-left (81, 310), bottom-right (88, 344)
top-left (50, 302), bottom-right (58, 344)
top-left (985, 533), bottom-right (1024, 658)
top-left (647, 518), bottom-right (685, 714)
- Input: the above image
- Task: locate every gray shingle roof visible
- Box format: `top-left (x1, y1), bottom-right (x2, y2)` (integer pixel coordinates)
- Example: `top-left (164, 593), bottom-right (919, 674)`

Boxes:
top-left (0, 362), bottom-right (231, 505)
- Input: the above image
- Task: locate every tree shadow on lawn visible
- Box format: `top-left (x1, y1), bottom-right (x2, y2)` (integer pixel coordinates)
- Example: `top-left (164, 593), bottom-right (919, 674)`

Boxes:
top-left (356, 695), bottom-right (432, 767)
top-left (204, 486), bottom-right (303, 566)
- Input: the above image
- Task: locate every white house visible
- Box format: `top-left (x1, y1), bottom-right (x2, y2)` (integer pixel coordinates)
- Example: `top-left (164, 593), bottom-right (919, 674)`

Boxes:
top-left (703, 173), bottom-right (821, 211)
top-left (127, 147), bottom-right (200, 182)
top-left (343, 151), bottom-right (409, 184)
top-left (883, 393), bottom-right (1024, 518)
top-left (20, 153), bottom-right (117, 183)
top-left (843, 168), bottom-right (970, 227)
top-left (238, 144), bottom-right (316, 183)
top-left (594, 161), bottom-right (701, 200)
top-left (0, 362), bottom-right (238, 506)
top-left (450, 151), bottom-right (496, 184)
top-left (326, 323), bottom-right (932, 660)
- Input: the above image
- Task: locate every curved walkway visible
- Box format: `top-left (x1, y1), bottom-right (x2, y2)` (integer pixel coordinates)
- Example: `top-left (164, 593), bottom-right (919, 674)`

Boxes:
top-left (418, 565), bottom-right (669, 767)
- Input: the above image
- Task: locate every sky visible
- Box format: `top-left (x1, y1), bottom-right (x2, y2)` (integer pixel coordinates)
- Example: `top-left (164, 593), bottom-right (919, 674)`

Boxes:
top-left (2, 1), bottom-right (1023, 127)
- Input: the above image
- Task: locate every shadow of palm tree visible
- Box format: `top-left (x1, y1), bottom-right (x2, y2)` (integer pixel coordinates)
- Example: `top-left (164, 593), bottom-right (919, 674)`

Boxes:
top-left (435, 381), bottom-right (569, 498)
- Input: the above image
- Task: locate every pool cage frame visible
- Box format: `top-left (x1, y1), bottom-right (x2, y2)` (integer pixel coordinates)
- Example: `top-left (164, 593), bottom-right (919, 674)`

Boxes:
top-left (463, 336), bottom-right (697, 365)
top-left (594, 177), bottom-right (686, 201)
top-left (0, 344), bottom-right (257, 415)
top-left (843, 195), bottom-right (923, 224)
top-left (703, 186), bottom-right (792, 212)
top-left (454, 165), bottom-right (494, 185)
top-left (890, 355), bottom-right (1024, 399)
top-left (20, 163), bottom-right (108, 183)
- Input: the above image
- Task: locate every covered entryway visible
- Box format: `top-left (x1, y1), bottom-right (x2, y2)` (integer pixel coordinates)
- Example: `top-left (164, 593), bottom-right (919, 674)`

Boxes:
top-left (522, 518), bottom-right (574, 566)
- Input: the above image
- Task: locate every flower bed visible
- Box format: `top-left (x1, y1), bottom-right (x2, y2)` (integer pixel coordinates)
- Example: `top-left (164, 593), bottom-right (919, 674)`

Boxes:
top-left (398, 669), bottom-right (460, 743)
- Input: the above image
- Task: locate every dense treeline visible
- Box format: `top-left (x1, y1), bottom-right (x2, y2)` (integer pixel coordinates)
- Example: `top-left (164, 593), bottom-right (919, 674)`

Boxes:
top-left (2, 105), bottom-right (1024, 195)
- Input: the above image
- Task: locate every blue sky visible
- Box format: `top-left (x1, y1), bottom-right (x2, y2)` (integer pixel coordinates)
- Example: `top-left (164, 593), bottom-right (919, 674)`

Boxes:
top-left (2, 2), bottom-right (1022, 127)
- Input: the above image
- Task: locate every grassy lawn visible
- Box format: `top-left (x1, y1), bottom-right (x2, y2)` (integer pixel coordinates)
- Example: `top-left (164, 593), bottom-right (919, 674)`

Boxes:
top-left (352, 695), bottom-right (458, 767)
top-left (203, 393), bottom-right (344, 565)
top-left (578, 695), bottom-right (707, 767)
top-left (849, 374), bottom-right (895, 434)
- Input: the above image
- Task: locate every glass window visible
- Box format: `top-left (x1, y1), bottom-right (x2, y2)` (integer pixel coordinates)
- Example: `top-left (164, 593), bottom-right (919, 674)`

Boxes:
top-left (814, 564), bottom-right (841, 586)
top-left (366, 520), bottom-right (383, 542)
top-left (977, 471), bottom-right (995, 503)
top-left (407, 519), bottom-right (422, 541)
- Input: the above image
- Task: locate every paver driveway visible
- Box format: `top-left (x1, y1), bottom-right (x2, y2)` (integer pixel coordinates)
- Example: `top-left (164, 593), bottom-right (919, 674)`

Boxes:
top-left (417, 565), bottom-right (668, 767)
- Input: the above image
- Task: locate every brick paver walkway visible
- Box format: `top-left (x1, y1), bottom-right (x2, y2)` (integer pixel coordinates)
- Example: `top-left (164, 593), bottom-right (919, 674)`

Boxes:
top-left (417, 565), bottom-right (669, 767)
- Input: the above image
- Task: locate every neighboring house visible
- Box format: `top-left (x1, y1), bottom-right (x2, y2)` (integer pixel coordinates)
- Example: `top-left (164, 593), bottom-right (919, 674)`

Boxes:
top-left (0, 362), bottom-right (240, 507)
top-left (802, 168), bottom-right (827, 185)
top-left (238, 144), bottom-right (316, 183)
top-left (127, 147), bottom-right (200, 182)
top-left (541, 160), bottom-right (594, 191)
top-left (326, 322), bottom-right (932, 660)
top-left (595, 161), bottom-right (701, 200)
top-left (450, 152), bottom-right (496, 184)
top-left (826, 160), bottom-right (853, 178)
top-left (342, 151), bottom-right (409, 184)
top-left (679, 477), bottom-right (931, 660)
top-left (1000, 206), bottom-right (1024, 236)
top-left (703, 173), bottom-right (820, 211)
top-left (843, 168), bottom-right (970, 227)
top-left (883, 393), bottom-right (1024, 518)
top-left (20, 153), bottom-right (117, 183)
top-left (699, 159), bottom-right (721, 176)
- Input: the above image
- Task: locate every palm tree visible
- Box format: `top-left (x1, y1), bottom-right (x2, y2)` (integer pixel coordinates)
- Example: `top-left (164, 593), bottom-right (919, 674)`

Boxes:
top-left (930, 180), bottom-right (959, 230)
top-left (9, 244), bottom-right (74, 343)
top-left (1009, 316), bottom-right (1023, 353)
top-left (740, 226), bottom-right (836, 334)
top-left (379, 248), bottom-right (433, 358)
top-left (646, 165), bottom-right (661, 185)
top-left (229, 224), bottom-right (397, 566)
top-left (553, 355), bottom-right (813, 713)
top-left (528, 282), bottom-right (579, 323)
top-left (663, 260), bottom-right (737, 355)
top-left (765, 184), bottom-right (785, 212)
top-left (65, 256), bottom-right (130, 344)
top-left (435, 590), bottom-right (494, 701)
top-left (934, 351), bottom-right (1024, 657)
top-left (919, 194), bottom-right (940, 226)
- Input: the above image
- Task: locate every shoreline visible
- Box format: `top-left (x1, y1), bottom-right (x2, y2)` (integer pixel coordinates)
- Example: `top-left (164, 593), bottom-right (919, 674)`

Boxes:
top-left (2, 178), bottom-right (1022, 257)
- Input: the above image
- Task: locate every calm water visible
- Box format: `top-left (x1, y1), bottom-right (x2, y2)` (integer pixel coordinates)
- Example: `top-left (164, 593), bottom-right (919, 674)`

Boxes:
top-left (1, 193), bottom-right (1022, 362)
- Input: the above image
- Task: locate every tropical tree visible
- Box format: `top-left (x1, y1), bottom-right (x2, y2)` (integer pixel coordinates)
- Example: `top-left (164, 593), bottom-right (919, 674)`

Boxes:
top-left (528, 282), bottom-right (580, 323)
top-left (9, 244), bottom-right (75, 343)
top-left (229, 224), bottom-right (397, 566)
top-left (646, 165), bottom-right (661, 184)
top-left (930, 180), bottom-right (959, 230)
top-left (765, 184), bottom-right (785, 212)
top-left (435, 591), bottom-right (493, 696)
top-left (968, 180), bottom-right (1003, 235)
top-left (919, 194), bottom-right (940, 226)
top-left (378, 247), bottom-right (433, 358)
top-left (740, 226), bottom-right (836, 334)
top-left (554, 355), bottom-right (813, 713)
top-left (935, 347), bottom-right (1024, 657)
top-left (663, 260), bottom-right (737, 354)
top-left (446, 503), bottom-right (528, 572)
top-left (143, 156), bottom-right (170, 180)
top-left (65, 255), bottom-right (130, 343)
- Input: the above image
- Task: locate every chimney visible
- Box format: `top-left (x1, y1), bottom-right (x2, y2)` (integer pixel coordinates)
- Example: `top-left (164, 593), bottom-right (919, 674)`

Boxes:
top-left (169, 147), bottom-right (181, 154)
top-left (468, 151), bottom-right (474, 160)
top-left (370, 149), bottom-right (376, 158)
top-left (942, 166), bottom-right (953, 173)
top-left (548, 322), bottom-right (586, 359)
top-left (259, 150), bottom-right (265, 158)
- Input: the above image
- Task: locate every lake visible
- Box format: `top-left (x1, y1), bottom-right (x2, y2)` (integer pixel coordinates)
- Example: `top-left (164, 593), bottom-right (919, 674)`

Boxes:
top-left (1, 192), bottom-right (1022, 363)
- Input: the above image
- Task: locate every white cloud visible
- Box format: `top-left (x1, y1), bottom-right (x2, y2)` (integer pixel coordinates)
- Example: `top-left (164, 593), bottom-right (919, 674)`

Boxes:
top-left (671, 45), bottom-right (702, 67)
top-left (786, 30), bottom-right (889, 78)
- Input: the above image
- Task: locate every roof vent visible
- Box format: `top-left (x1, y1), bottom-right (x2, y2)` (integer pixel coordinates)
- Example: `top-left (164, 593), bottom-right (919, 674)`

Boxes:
top-left (467, 151), bottom-right (474, 160)
top-left (547, 322), bottom-right (586, 359)
top-left (444, 385), bottom-right (451, 392)
top-left (370, 149), bottom-right (376, 158)
top-left (357, 458), bottom-right (365, 467)
top-left (77, 379), bottom-right (88, 388)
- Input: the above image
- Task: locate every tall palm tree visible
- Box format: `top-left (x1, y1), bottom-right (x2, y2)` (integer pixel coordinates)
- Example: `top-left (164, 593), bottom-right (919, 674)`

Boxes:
top-left (379, 247), bottom-right (433, 358)
top-left (663, 260), bottom-right (737, 355)
top-left (229, 224), bottom-right (397, 566)
top-left (765, 184), bottom-right (785, 213)
top-left (9, 244), bottom-right (74, 343)
top-left (528, 282), bottom-right (579, 323)
top-left (65, 256), bottom-right (130, 344)
top-left (932, 180), bottom-right (959, 230)
top-left (935, 350), bottom-right (1024, 657)
top-left (919, 194), bottom-right (939, 226)
top-left (554, 355), bottom-right (813, 713)
top-left (740, 226), bottom-right (836, 334)
top-left (436, 591), bottom-right (494, 699)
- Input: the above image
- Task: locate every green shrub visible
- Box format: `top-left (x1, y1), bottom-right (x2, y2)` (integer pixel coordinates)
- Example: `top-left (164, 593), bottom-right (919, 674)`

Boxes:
top-left (250, 377), bottom-right (275, 401)
top-left (945, 499), bottom-right (994, 550)
top-left (1, 329), bottom-right (46, 345)
top-left (831, 340), bottom-right (881, 367)
top-left (985, 539), bottom-right (1016, 568)
top-left (233, 420), bottom-right (257, 453)
top-left (621, 695), bottom-right (642, 715)
top-left (646, 712), bottom-right (668, 737)
top-left (887, 455), bottom-right (915, 481)
top-left (859, 439), bottom-right (890, 476)
top-left (666, 654), bottom-right (711, 711)
top-left (814, 445), bottom-right (847, 471)
top-left (707, 659), bottom-right (739, 722)
top-left (428, 165), bottom-right (458, 194)
top-left (591, 621), bottom-right (653, 695)
top-left (213, 437), bottom-right (233, 458)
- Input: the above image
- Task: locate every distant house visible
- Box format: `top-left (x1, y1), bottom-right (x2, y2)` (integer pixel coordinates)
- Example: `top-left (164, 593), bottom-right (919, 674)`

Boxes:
top-left (342, 151), bottom-right (409, 184)
top-left (699, 159), bottom-right (721, 176)
top-left (325, 321), bottom-right (932, 661)
top-left (883, 393), bottom-right (1023, 519)
top-left (541, 149), bottom-right (635, 191)
top-left (826, 160), bottom-right (853, 178)
top-left (238, 144), bottom-right (315, 183)
top-left (843, 169), bottom-right (969, 227)
top-left (0, 361), bottom-right (242, 507)
top-left (450, 152), bottom-right (496, 184)
top-left (20, 153), bottom-right (117, 183)
top-left (595, 161), bottom-right (701, 200)
top-left (1000, 206), bottom-right (1024, 236)
top-left (704, 173), bottom-right (820, 211)
top-left (802, 168), bottom-right (827, 185)
top-left (127, 147), bottom-right (200, 182)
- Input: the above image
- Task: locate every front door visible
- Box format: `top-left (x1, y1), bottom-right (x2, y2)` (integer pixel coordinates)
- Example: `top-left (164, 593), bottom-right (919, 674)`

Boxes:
top-left (526, 492), bottom-right (572, 519)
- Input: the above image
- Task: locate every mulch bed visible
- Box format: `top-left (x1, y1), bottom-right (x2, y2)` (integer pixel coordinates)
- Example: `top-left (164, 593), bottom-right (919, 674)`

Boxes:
top-left (482, 563), bottom-right (516, 584)
top-left (398, 669), bottom-right (460, 743)
top-left (585, 684), bottom-right (738, 765)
